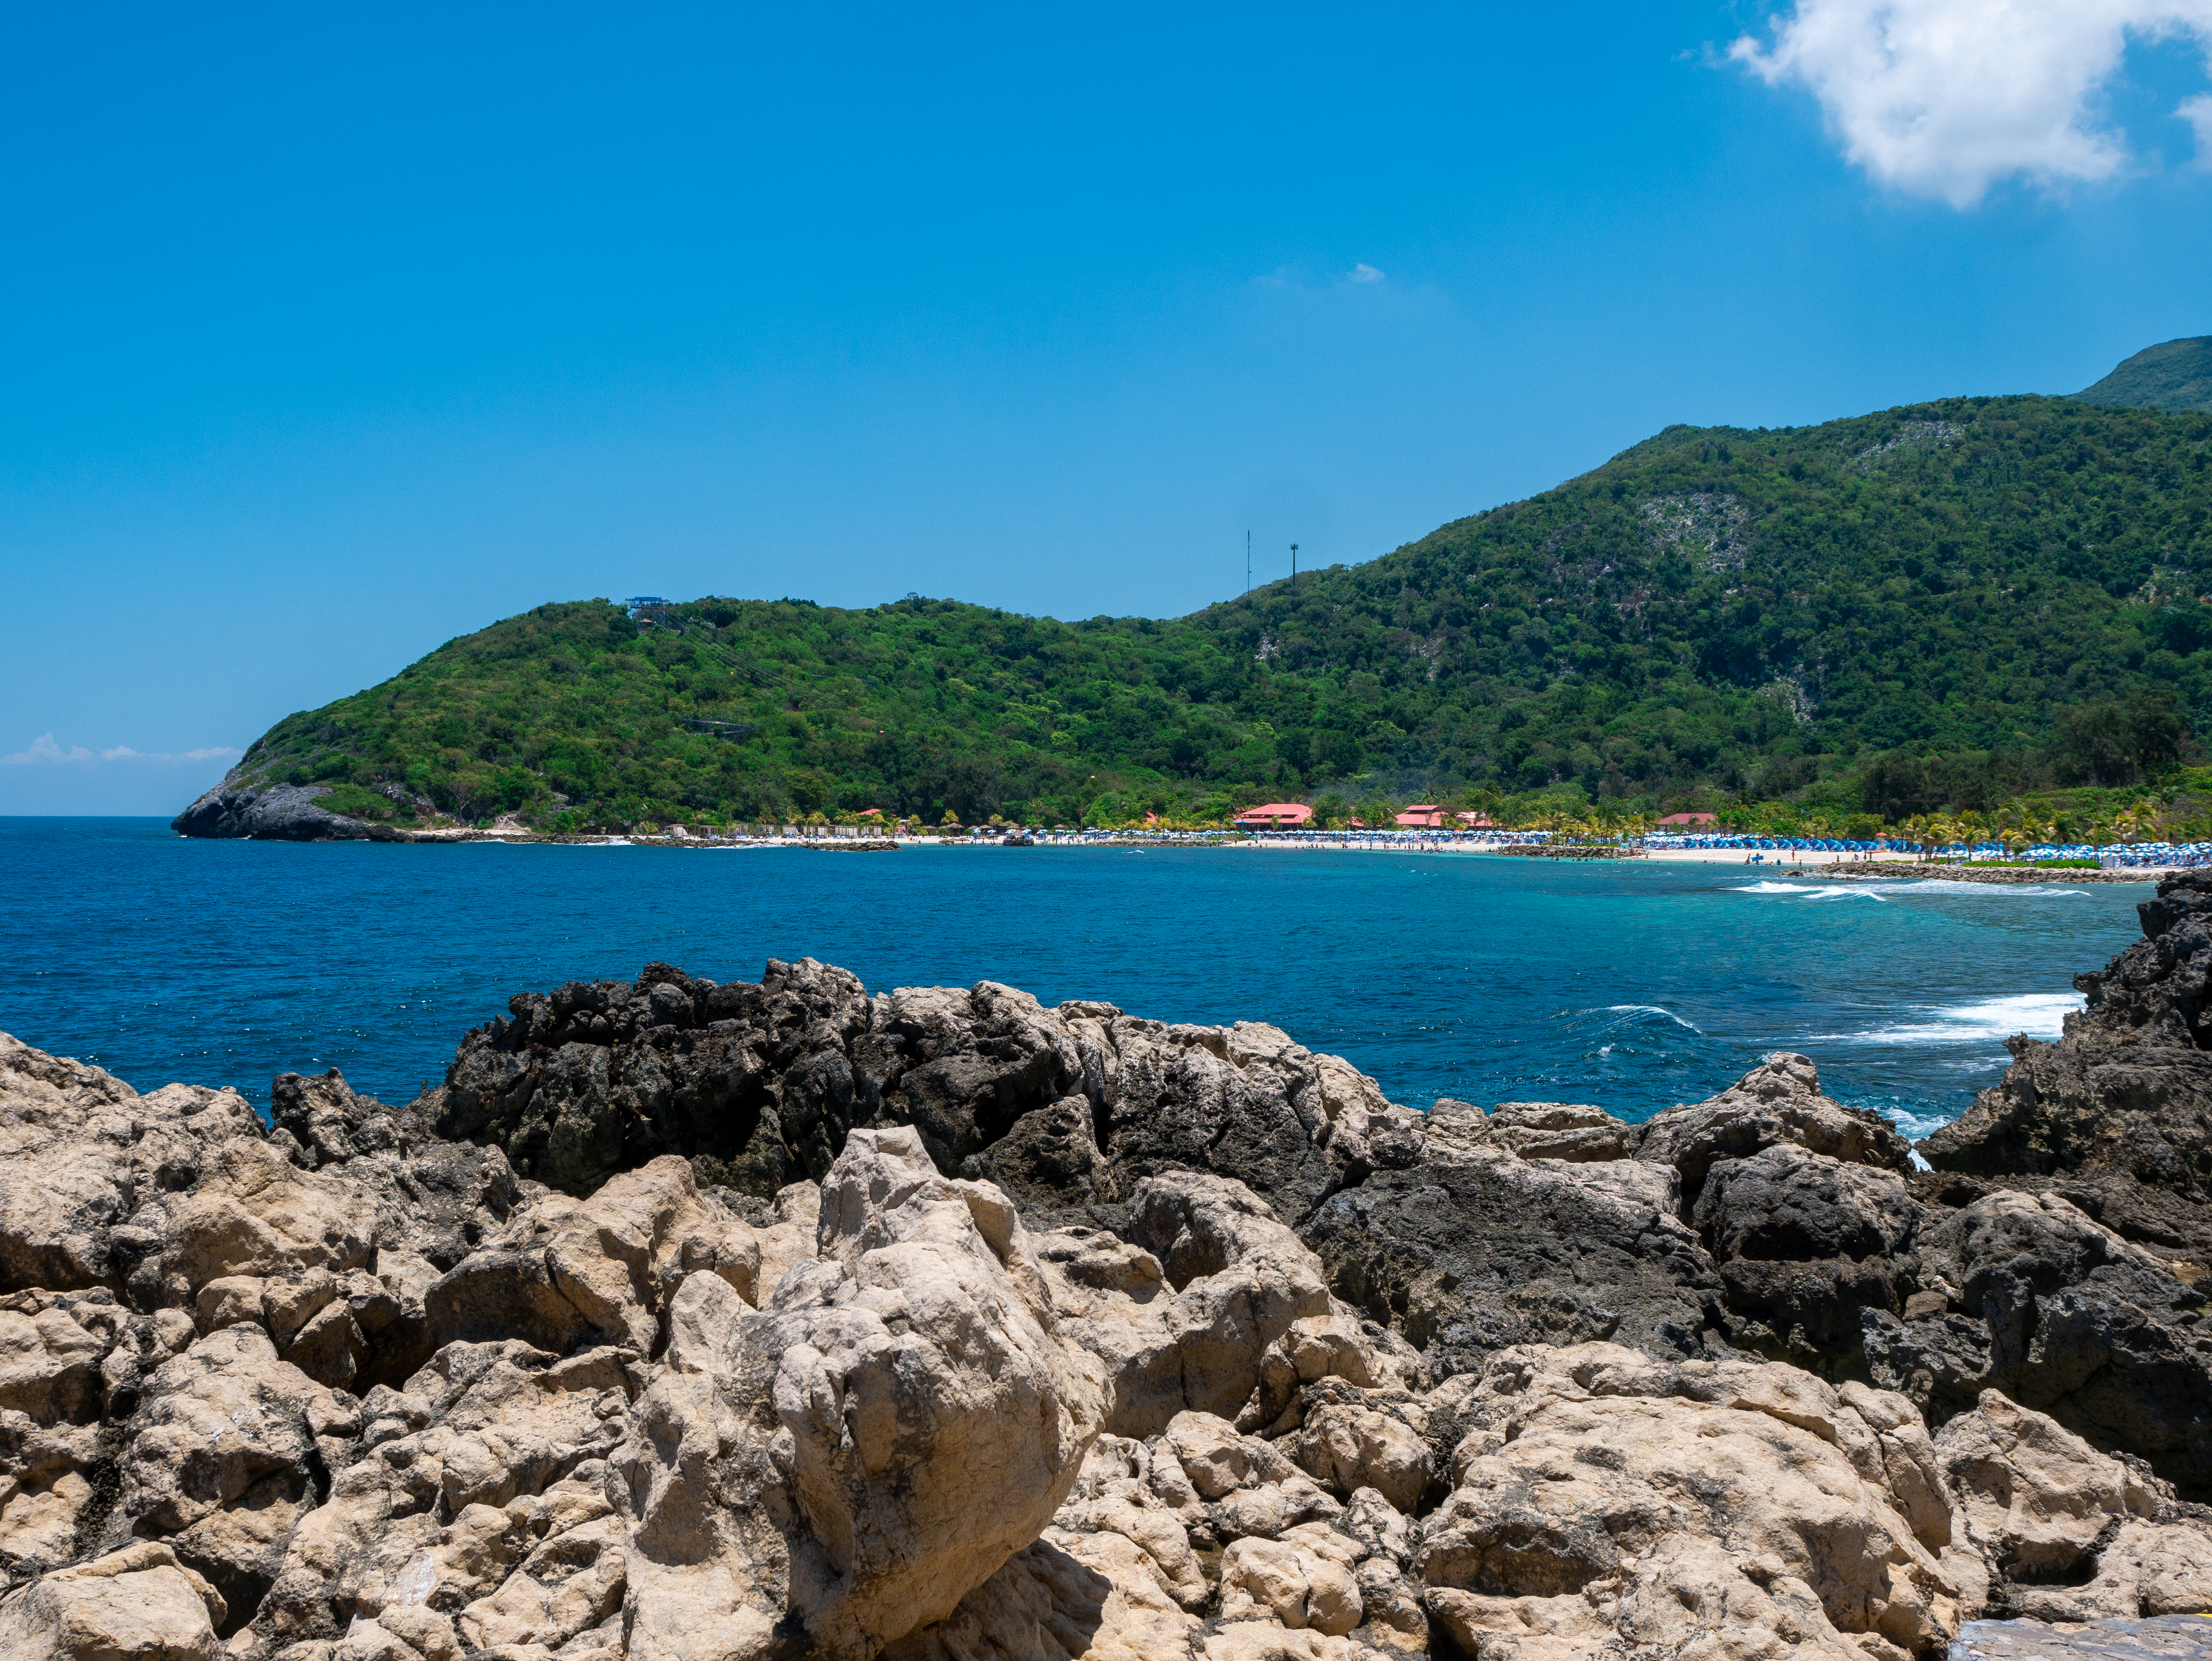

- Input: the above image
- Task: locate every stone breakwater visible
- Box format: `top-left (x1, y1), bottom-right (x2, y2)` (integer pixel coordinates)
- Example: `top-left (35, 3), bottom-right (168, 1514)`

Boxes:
top-left (3, 881), bottom-right (2212, 1658)
top-left (1814, 861), bottom-right (2171, 885)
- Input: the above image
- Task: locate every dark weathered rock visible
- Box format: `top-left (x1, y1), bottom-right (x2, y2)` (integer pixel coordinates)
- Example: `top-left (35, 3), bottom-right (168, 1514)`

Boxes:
top-left (1304, 1145), bottom-right (1725, 1376)
top-left (1633, 1051), bottom-right (1916, 1206)
top-left (968, 1095), bottom-right (1106, 1215)
top-left (1694, 1142), bottom-right (1922, 1368)
top-left (1864, 1189), bottom-right (2212, 1500)
top-left (1924, 869), bottom-right (2212, 1200)
top-left (420, 960), bottom-right (1400, 1225)
top-left (170, 779), bottom-right (395, 842)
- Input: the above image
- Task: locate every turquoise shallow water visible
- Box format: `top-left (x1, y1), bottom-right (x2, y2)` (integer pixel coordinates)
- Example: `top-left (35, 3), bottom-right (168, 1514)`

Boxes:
top-left (0, 818), bottom-right (2151, 1136)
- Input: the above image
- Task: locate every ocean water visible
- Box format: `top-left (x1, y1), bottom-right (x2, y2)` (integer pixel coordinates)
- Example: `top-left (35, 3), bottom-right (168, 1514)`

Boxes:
top-left (0, 819), bottom-right (2152, 1138)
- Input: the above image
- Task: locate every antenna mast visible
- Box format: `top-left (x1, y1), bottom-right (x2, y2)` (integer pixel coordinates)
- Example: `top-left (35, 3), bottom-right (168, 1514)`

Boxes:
top-left (1290, 542), bottom-right (1299, 591)
top-left (1245, 529), bottom-right (1251, 594)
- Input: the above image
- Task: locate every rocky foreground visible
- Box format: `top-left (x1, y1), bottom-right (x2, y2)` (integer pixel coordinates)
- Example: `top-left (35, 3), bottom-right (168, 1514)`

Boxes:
top-left (3, 886), bottom-right (2212, 1659)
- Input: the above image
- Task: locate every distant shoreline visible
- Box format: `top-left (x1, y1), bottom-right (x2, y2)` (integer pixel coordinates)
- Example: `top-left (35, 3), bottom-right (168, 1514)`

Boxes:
top-left (175, 824), bottom-right (2179, 881)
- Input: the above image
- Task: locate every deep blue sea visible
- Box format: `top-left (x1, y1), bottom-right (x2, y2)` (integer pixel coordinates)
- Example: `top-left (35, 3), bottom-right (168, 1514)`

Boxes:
top-left (0, 818), bottom-right (2152, 1138)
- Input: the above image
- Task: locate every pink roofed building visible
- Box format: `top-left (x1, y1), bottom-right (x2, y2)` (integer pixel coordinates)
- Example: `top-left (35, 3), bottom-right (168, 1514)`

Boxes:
top-left (1233, 802), bottom-right (1314, 827)
top-left (1395, 804), bottom-right (1446, 828)
top-left (1657, 812), bottom-right (1719, 827)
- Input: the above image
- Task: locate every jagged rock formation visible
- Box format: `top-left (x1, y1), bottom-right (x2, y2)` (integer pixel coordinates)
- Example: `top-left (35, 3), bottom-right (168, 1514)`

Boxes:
top-left (0, 932), bottom-right (2208, 1657)
top-left (171, 779), bottom-right (395, 843)
top-left (1925, 870), bottom-right (2212, 1214)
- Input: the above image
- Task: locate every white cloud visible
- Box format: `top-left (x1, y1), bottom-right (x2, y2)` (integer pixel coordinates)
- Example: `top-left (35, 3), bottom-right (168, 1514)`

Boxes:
top-left (1349, 263), bottom-right (1387, 283)
top-left (2, 733), bottom-right (240, 766)
top-left (2184, 89), bottom-right (2212, 159)
top-left (1732, 0), bottom-right (2212, 206)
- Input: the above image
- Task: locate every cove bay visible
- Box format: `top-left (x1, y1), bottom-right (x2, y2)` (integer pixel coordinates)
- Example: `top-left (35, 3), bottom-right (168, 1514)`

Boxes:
top-left (2, 817), bottom-right (2143, 1135)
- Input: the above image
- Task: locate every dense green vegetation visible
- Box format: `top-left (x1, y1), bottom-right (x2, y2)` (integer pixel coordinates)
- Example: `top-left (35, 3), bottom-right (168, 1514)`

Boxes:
top-left (228, 392), bottom-right (2212, 833)
top-left (2076, 336), bottom-right (2212, 413)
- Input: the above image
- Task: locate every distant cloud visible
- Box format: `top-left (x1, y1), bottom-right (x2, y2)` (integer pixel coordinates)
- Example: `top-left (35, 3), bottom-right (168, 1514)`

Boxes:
top-left (1349, 263), bottom-right (1387, 283)
top-left (2, 733), bottom-right (240, 766)
top-left (1732, 0), bottom-right (2212, 206)
top-left (2185, 90), bottom-right (2212, 161)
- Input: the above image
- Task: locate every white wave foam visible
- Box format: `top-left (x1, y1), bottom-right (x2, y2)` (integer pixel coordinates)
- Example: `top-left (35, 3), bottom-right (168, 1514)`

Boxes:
top-left (1863, 880), bottom-right (2088, 898)
top-left (1851, 992), bottom-right (2081, 1046)
top-left (1597, 1004), bottom-right (1703, 1032)
top-left (1733, 882), bottom-right (1887, 901)
top-left (1734, 878), bottom-right (2087, 900)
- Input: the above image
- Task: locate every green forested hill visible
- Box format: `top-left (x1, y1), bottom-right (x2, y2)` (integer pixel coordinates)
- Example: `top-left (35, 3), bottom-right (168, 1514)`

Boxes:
top-left (2076, 337), bottom-right (2212, 413)
top-left (224, 392), bottom-right (2212, 831)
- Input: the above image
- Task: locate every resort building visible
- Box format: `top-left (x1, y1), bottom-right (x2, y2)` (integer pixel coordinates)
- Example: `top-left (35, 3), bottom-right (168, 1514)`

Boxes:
top-left (1233, 802), bottom-right (1315, 827)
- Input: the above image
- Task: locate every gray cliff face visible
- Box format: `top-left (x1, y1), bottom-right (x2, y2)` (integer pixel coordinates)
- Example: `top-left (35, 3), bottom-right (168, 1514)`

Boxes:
top-left (170, 778), bottom-right (393, 841)
top-left (0, 923), bottom-right (2210, 1657)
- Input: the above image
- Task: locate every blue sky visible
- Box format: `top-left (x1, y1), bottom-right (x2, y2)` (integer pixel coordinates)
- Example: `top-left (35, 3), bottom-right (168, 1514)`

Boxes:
top-left (8, 1), bottom-right (2212, 813)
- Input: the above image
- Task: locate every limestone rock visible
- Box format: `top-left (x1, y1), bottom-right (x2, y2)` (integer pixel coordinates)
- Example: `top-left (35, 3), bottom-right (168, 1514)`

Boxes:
top-left (882, 1527), bottom-right (1205, 1661)
top-left (610, 1125), bottom-right (1106, 1661)
top-left (1464, 1101), bottom-right (1636, 1163)
top-left (1928, 1389), bottom-right (2212, 1621)
top-left (1279, 1400), bottom-right (1431, 1514)
top-left (423, 1155), bottom-right (757, 1357)
top-left (1418, 1342), bottom-right (1963, 1661)
top-left (251, 1339), bottom-right (639, 1647)
top-left (1039, 1174), bottom-right (1419, 1438)
top-left (0, 1035), bottom-right (263, 1297)
top-left (0, 1540), bottom-right (227, 1660)
top-left (104, 1322), bottom-right (358, 1627)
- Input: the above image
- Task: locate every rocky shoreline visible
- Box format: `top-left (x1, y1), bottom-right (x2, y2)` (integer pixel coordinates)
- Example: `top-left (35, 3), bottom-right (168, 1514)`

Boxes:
top-left (3, 881), bottom-right (2212, 1658)
top-left (1812, 861), bottom-right (2172, 885)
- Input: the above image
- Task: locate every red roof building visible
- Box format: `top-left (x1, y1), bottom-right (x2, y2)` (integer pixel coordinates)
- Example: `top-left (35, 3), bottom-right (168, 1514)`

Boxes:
top-left (1234, 802), bottom-right (1314, 827)
top-left (1394, 804), bottom-right (1446, 828)
top-left (1657, 812), bottom-right (1719, 827)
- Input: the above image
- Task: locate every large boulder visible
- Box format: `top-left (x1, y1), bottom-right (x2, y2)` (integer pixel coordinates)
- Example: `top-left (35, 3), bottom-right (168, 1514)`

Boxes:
top-left (610, 1125), bottom-right (1108, 1661)
top-left (1417, 1342), bottom-right (1964, 1661)
top-left (1304, 1133), bottom-right (1723, 1377)
top-left (0, 1540), bottom-right (228, 1660)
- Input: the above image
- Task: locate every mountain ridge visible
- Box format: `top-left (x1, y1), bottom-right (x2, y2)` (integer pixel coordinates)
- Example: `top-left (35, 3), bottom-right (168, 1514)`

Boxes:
top-left (2075, 335), bottom-right (2212, 413)
top-left (186, 385), bottom-right (2212, 834)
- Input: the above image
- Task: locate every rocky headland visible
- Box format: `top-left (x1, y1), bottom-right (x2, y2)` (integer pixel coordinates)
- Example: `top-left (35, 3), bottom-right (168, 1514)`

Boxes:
top-left (4, 881), bottom-right (2212, 1658)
